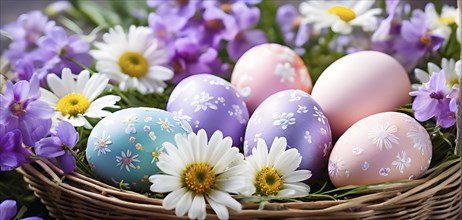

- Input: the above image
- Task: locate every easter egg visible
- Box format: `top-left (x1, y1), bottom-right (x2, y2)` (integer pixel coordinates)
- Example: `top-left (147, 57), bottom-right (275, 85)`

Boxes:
top-left (244, 90), bottom-right (332, 179)
top-left (86, 107), bottom-right (189, 193)
top-left (311, 51), bottom-right (411, 139)
top-left (328, 112), bottom-right (432, 187)
top-left (167, 74), bottom-right (249, 148)
top-left (231, 43), bottom-right (312, 113)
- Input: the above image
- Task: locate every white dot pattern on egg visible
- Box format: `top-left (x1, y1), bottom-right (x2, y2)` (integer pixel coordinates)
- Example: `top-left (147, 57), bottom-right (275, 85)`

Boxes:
top-left (328, 112), bottom-right (432, 187)
top-left (86, 107), bottom-right (189, 193)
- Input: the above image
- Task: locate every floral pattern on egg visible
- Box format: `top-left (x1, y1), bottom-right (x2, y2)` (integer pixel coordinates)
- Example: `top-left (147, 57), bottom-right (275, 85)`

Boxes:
top-left (244, 89), bottom-right (332, 180)
top-left (231, 43), bottom-right (313, 113)
top-left (167, 74), bottom-right (249, 148)
top-left (328, 112), bottom-right (432, 187)
top-left (86, 107), bottom-right (189, 193)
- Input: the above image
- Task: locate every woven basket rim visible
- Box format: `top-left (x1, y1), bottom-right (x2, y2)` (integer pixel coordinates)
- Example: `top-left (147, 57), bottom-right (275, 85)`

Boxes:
top-left (17, 155), bottom-right (462, 219)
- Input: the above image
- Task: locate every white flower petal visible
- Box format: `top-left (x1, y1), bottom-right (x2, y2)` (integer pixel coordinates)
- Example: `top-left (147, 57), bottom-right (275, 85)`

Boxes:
top-left (175, 191), bottom-right (193, 217)
top-left (207, 189), bottom-right (241, 212)
top-left (163, 188), bottom-right (187, 210)
top-left (206, 195), bottom-right (229, 220)
top-left (39, 88), bottom-right (59, 107)
top-left (47, 73), bottom-right (69, 98)
top-left (75, 70), bottom-right (90, 94)
top-left (84, 74), bottom-right (109, 101)
top-left (282, 170), bottom-right (312, 183)
top-left (66, 115), bottom-right (86, 127)
top-left (274, 149), bottom-right (302, 175)
top-left (61, 69), bottom-right (76, 92)
top-left (149, 175), bottom-right (181, 193)
top-left (188, 194), bottom-right (206, 220)
top-left (87, 95), bottom-right (120, 112)
top-left (267, 137), bottom-right (287, 167)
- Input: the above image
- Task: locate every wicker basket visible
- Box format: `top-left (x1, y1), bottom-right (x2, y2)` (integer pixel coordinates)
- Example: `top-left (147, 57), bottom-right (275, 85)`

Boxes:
top-left (17, 156), bottom-right (461, 219)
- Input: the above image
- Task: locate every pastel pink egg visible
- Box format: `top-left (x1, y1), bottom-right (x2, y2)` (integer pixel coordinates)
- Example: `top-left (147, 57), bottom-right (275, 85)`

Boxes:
top-left (231, 43), bottom-right (312, 113)
top-left (312, 51), bottom-right (411, 139)
top-left (328, 112), bottom-right (432, 188)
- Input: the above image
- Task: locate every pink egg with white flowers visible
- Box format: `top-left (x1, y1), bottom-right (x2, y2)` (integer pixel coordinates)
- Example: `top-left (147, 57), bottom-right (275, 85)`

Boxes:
top-left (231, 43), bottom-right (312, 113)
top-left (328, 112), bottom-right (432, 188)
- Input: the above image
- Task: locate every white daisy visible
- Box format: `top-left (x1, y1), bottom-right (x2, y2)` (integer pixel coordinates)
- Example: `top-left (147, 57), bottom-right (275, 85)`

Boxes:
top-left (368, 122), bottom-right (399, 151)
top-left (40, 68), bottom-right (121, 129)
top-left (246, 137), bottom-right (312, 198)
top-left (299, 0), bottom-right (382, 34)
top-left (413, 58), bottom-right (461, 90)
top-left (90, 25), bottom-right (173, 94)
top-left (424, 3), bottom-right (458, 40)
top-left (149, 130), bottom-right (252, 220)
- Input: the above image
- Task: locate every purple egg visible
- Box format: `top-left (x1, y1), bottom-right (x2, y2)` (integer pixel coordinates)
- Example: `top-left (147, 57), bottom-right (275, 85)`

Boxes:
top-left (244, 89), bottom-right (332, 179)
top-left (167, 74), bottom-right (249, 148)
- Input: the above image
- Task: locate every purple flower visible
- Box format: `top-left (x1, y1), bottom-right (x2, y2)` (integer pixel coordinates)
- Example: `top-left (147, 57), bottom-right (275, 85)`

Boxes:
top-left (148, 12), bottom-right (187, 57)
top-left (1, 11), bottom-right (55, 63)
top-left (0, 126), bottom-right (31, 171)
top-left (0, 79), bottom-right (53, 146)
top-left (36, 26), bottom-right (92, 75)
top-left (226, 2), bottom-right (267, 61)
top-left (394, 10), bottom-right (444, 70)
top-left (0, 200), bottom-right (17, 220)
top-left (147, 0), bottom-right (199, 19)
top-left (276, 4), bottom-right (309, 51)
top-left (199, 5), bottom-right (238, 48)
top-left (170, 36), bottom-right (229, 83)
top-left (0, 200), bottom-right (43, 220)
top-left (35, 121), bottom-right (79, 174)
top-left (13, 57), bottom-right (50, 85)
top-left (410, 70), bottom-right (455, 128)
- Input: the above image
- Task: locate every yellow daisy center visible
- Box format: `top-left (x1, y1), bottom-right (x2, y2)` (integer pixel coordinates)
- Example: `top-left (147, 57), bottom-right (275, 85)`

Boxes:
top-left (182, 163), bottom-right (216, 194)
top-left (447, 78), bottom-right (459, 88)
top-left (118, 52), bottom-right (149, 78)
top-left (255, 167), bottom-right (283, 196)
top-left (438, 16), bottom-right (455, 25)
top-left (328, 6), bottom-right (356, 22)
top-left (56, 93), bottom-right (90, 116)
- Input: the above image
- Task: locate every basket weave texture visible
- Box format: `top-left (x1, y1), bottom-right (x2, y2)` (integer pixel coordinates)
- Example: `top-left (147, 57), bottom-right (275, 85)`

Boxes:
top-left (17, 158), bottom-right (461, 220)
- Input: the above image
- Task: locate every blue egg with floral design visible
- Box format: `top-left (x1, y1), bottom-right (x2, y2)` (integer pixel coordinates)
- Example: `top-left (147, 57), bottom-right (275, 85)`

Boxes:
top-left (86, 107), bottom-right (190, 193)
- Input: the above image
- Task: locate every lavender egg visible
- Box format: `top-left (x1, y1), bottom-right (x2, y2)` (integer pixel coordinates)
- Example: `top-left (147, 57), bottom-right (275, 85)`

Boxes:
top-left (167, 74), bottom-right (249, 148)
top-left (244, 90), bottom-right (332, 179)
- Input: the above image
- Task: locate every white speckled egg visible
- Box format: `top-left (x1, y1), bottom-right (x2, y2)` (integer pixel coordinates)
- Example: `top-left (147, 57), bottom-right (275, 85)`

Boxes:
top-left (328, 112), bottom-right (432, 187)
top-left (86, 107), bottom-right (189, 193)
top-left (167, 74), bottom-right (249, 148)
top-left (244, 90), bottom-right (332, 179)
top-left (312, 51), bottom-right (411, 139)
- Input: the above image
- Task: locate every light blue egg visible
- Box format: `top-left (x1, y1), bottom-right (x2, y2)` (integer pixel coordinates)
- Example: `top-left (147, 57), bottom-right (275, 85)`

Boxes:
top-left (86, 107), bottom-right (189, 193)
